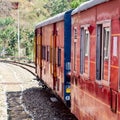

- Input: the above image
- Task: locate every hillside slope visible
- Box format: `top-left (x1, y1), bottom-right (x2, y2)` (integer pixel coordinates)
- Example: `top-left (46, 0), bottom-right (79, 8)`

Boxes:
top-left (0, 0), bottom-right (49, 29)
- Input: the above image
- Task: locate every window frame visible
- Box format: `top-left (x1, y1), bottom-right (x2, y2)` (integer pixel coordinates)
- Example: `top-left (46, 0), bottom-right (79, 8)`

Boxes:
top-left (96, 20), bottom-right (111, 86)
top-left (58, 48), bottom-right (61, 67)
top-left (80, 25), bottom-right (90, 78)
top-left (73, 41), bottom-right (77, 71)
top-left (47, 46), bottom-right (49, 62)
top-left (103, 27), bottom-right (110, 60)
top-left (74, 27), bottom-right (77, 40)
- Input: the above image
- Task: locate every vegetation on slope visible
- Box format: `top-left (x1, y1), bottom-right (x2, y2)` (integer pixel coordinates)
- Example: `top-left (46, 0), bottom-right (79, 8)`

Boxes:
top-left (0, 0), bottom-right (88, 60)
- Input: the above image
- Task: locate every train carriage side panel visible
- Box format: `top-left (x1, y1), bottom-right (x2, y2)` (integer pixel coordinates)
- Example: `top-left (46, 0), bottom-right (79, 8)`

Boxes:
top-left (35, 12), bottom-right (71, 104)
top-left (71, 6), bottom-right (96, 120)
top-left (56, 21), bottom-right (65, 99)
top-left (42, 24), bottom-right (54, 89)
top-left (71, 0), bottom-right (120, 120)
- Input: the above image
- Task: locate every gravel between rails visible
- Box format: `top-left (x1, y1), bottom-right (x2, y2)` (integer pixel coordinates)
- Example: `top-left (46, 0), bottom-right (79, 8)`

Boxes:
top-left (22, 86), bottom-right (78, 120)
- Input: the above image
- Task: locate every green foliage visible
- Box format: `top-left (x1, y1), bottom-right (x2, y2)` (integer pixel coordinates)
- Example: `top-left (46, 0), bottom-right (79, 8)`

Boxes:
top-left (70, 0), bottom-right (88, 8)
top-left (0, 0), bottom-right (89, 60)
top-left (0, 17), bottom-right (14, 28)
top-left (0, 17), bottom-right (17, 56)
top-left (44, 0), bottom-right (71, 16)
top-left (20, 29), bottom-right (34, 57)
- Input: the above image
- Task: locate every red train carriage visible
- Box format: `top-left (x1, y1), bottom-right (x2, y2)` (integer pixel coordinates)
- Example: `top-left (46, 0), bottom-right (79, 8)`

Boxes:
top-left (71, 0), bottom-right (120, 120)
top-left (34, 11), bottom-right (72, 106)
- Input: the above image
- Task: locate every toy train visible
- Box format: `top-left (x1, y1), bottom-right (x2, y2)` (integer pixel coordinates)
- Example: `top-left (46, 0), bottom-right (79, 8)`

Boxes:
top-left (34, 0), bottom-right (120, 119)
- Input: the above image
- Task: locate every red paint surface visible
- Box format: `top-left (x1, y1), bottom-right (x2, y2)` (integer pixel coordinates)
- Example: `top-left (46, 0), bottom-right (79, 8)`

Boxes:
top-left (71, 0), bottom-right (120, 120)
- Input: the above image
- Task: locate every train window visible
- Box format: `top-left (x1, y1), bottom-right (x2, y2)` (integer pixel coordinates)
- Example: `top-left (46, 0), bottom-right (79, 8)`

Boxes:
top-left (58, 48), bottom-right (61, 67)
top-left (102, 27), bottom-right (110, 81)
top-left (37, 45), bottom-right (39, 64)
top-left (42, 46), bottom-right (46, 60)
top-left (80, 28), bottom-right (85, 74)
top-left (96, 23), bottom-right (110, 83)
top-left (84, 30), bottom-right (90, 75)
top-left (85, 31), bottom-right (90, 57)
top-left (103, 28), bottom-right (110, 60)
top-left (80, 27), bottom-right (90, 76)
top-left (42, 46), bottom-right (44, 59)
top-left (47, 46), bottom-right (49, 62)
top-left (74, 28), bottom-right (77, 39)
top-left (44, 46), bottom-right (46, 60)
top-left (96, 24), bottom-right (102, 80)
top-left (73, 42), bottom-right (76, 71)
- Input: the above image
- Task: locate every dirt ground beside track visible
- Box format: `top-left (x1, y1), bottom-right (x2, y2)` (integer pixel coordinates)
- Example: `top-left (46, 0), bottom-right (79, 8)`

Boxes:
top-left (0, 62), bottom-right (77, 120)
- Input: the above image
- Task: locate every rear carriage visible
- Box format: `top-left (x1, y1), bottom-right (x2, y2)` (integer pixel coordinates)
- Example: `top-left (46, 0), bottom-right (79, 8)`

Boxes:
top-left (35, 10), bottom-right (72, 106)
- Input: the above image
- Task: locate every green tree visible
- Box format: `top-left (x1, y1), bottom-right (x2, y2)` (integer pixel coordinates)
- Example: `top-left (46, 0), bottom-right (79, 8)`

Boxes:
top-left (7, 31), bottom-right (17, 56)
top-left (20, 28), bottom-right (34, 59)
top-left (0, 17), bottom-right (16, 56)
top-left (44, 0), bottom-right (71, 16)
top-left (70, 0), bottom-right (88, 8)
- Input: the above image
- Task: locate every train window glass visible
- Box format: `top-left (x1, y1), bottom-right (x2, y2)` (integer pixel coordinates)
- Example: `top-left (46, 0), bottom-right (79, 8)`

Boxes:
top-left (42, 46), bottom-right (46, 60)
top-left (43, 46), bottom-right (45, 60)
top-left (73, 42), bottom-right (76, 71)
top-left (37, 45), bottom-right (39, 64)
top-left (85, 31), bottom-right (90, 57)
top-left (80, 27), bottom-right (90, 77)
top-left (102, 27), bottom-right (110, 81)
top-left (58, 48), bottom-right (61, 67)
top-left (103, 28), bottom-right (110, 60)
top-left (42, 46), bottom-right (44, 59)
top-left (47, 46), bottom-right (49, 62)
top-left (84, 30), bottom-right (90, 75)
top-left (50, 47), bottom-right (52, 63)
top-left (44, 46), bottom-right (46, 60)
top-left (96, 24), bottom-right (102, 80)
top-left (74, 28), bottom-right (77, 39)
top-left (80, 28), bottom-right (85, 74)
top-left (96, 23), bottom-right (110, 84)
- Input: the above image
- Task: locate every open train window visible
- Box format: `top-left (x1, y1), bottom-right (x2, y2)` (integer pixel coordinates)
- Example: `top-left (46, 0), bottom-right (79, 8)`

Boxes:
top-left (73, 27), bottom-right (77, 71)
top-left (80, 27), bottom-right (90, 77)
top-left (42, 46), bottom-right (46, 60)
top-left (74, 27), bottom-right (77, 39)
top-left (47, 46), bottom-right (49, 62)
top-left (58, 48), bottom-right (61, 67)
top-left (96, 21), bottom-right (111, 85)
top-left (73, 42), bottom-right (76, 71)
top-left (44, 46), bottom-right (46, 60)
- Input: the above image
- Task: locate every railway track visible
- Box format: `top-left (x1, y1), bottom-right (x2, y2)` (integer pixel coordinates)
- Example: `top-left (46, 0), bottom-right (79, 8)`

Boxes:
top-left (0, 60), bottom-right (77, 120)
top-left (0, 60), bottom-right (36, 77)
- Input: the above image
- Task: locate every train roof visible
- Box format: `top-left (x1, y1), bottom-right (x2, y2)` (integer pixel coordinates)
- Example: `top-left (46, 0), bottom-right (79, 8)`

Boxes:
top-left (35, 11), bottom-right (66, 29)
top-left (72, 0), bottom-right (109, 15)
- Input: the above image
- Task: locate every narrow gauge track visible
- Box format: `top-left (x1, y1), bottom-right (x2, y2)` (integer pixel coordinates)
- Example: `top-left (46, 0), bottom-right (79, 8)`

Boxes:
top-left (0, 60), bottom-right (77, 119)
top-left (0, 61), bottom-right (36, 120)
top-left (0, 60), bottom-right (36, 77)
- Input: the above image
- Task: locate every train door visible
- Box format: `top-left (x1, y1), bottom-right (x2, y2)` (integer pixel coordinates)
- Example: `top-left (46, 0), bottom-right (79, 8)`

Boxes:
top-left (34, 30), bottom-right (37, 73)
top-left (53, 23), bottom-right (57, 90)
top-left (96, 22), bottom-right (111, 85)
top-left (36, 29), bottom-right (40, 76)
top-left (40, 28), bottom-right (42, 80)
